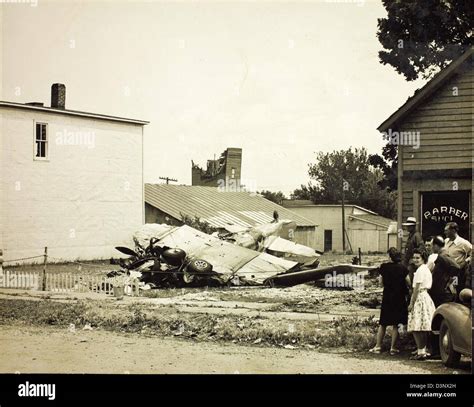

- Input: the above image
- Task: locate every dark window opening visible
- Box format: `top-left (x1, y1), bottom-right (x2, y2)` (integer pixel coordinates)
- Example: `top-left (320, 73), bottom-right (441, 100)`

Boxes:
top-left (35, 123), bottom-right (48, 159)
top-left (324, 230), bottom-right (333, 252)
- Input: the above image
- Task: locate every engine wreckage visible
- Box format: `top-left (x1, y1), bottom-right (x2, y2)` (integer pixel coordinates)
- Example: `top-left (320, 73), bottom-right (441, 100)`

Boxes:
top-left (110, 221), bottom-right (372, 291)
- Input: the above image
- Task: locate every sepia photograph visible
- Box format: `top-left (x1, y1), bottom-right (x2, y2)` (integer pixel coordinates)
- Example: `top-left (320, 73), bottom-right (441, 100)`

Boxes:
top-left (0, 0), bottom-right (472, 402)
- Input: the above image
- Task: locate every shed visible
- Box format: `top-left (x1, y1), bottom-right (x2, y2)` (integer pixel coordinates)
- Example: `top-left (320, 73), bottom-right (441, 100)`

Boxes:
top-left (281, 201), bottom-right (395, 253)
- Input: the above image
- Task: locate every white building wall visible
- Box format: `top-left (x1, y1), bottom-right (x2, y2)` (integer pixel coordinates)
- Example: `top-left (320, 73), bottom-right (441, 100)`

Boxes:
top-left (283, 205), bottom-right (390, 253)
top-left (287, 206), bottom-right (344, 252)
top-left (0, 107), bottom-right (144, 262)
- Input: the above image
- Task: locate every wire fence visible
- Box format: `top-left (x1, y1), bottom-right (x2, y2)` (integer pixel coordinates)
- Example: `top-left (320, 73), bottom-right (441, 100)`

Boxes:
top-left (2, 255), bottom-right (44, 263)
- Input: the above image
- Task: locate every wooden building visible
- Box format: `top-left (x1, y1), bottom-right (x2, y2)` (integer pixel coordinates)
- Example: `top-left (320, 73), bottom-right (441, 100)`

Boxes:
top-left (378, 47), bottom-right (473, 247)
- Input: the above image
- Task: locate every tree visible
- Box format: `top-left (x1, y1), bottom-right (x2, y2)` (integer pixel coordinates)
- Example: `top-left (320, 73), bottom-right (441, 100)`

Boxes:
top-left (291, 148), bottom-right (396, 218)
top-left (291, 184), bottom-right (318, 200)
top-left (259, 190), bottom-right (287, 205)
top-left (377, 0), bottom-right (473, 81)
top-left (368, 143), bottom-right (398, 191)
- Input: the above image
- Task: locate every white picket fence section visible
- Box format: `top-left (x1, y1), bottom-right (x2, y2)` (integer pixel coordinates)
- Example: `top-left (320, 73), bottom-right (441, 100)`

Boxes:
top-left (0, 270), bottom-right (40, 289)
top-left (45, 273), bottom-right (116, 294)
top-left (0, 269), bottom-right (139, 296)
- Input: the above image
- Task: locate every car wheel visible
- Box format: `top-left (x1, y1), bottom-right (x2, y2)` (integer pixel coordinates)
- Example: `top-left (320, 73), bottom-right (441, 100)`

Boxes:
top-left (187, 259), bottom-right (212, 274)
top-left (439, 320), bottom-right (461, 368)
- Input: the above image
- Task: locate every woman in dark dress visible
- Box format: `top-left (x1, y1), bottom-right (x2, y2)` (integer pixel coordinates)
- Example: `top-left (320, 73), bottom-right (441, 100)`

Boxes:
top-left (369, 247), bottom-right (409, 355)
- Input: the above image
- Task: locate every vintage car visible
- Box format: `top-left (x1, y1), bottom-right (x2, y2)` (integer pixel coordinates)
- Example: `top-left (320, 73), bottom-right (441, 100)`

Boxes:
top-left (431, 288), bottom-right (472, 367)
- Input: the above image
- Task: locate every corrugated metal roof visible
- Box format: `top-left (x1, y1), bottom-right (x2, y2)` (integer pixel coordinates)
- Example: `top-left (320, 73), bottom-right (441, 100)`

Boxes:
top-left (145, 184), bottom-right (317, 228)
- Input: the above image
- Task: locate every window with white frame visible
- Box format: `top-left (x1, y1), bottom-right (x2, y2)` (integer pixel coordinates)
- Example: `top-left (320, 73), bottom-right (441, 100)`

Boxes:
top-left (35, 122), bottom-right (48, 159)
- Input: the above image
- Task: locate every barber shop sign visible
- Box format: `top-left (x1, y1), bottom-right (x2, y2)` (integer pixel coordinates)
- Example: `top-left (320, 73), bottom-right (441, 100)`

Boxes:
top-left (421, 191), bottom-right (471, 239)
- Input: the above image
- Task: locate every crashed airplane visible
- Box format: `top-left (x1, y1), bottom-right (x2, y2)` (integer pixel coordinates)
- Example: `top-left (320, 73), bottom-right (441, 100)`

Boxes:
top-left (111, 221), bottom-right (372, 290)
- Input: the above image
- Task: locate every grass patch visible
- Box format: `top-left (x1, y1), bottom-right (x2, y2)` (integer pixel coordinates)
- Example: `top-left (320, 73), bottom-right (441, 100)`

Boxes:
top-left (0, 298), bottom-right (384, 351)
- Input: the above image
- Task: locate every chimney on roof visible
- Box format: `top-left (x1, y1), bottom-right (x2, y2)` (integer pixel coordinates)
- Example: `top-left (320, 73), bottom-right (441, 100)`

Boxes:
top-left (51, 83), bottom-right (66, 109)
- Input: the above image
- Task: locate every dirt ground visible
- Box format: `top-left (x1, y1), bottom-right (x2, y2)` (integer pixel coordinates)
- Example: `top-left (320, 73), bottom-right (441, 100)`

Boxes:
top-left (1, 324), bottom-right (469, 374)
top-left (1, 253), bottom-right (470, 375)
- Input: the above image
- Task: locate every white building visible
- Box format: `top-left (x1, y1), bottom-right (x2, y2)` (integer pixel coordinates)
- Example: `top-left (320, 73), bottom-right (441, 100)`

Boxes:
top-left (0, 84), bottom-right (148, 263)
top-left (282, 201), bottom-right (397, 253)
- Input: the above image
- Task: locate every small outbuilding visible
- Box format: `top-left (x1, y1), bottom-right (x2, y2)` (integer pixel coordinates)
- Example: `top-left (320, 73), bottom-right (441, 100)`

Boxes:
top-left (281, 201), bottom-right (395, 253)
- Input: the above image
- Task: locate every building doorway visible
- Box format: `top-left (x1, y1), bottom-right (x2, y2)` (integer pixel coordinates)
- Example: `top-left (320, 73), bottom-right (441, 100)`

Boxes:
top-left (324, 230), bottom-right (333, 252)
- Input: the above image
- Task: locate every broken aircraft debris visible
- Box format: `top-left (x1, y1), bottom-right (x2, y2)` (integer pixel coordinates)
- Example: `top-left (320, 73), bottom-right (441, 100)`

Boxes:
top-left (110, 223), bottom-right (372, 290)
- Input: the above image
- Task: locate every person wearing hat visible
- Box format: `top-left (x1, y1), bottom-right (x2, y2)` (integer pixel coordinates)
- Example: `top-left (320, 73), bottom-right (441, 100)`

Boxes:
top-left (402, 217), bottom-right (425, 288)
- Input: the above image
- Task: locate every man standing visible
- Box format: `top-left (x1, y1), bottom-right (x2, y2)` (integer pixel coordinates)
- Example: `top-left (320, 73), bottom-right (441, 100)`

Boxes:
top-left (427, 235), bottom-right (460, 358)
top-left (424, 236), bottom-right (437, 271)
top-left (429, 236), bottom-right (460, 307)
top-left (444, 222), bottom-right (472, 290)
top-left (402, 217), bottom-right (425, 286)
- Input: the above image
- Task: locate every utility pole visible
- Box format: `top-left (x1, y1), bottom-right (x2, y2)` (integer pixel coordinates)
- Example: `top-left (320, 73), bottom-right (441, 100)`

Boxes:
top-left (159, 177), bottom-right (178, 185)
top-left (342, 178), bottom-right (346, 253)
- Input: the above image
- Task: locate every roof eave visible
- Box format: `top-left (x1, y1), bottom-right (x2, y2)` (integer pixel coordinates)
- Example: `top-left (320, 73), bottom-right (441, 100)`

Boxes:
top-left (0, 101), bottom-right (149, 125)
top-left (348, 215), bottom-right (390, 228)
top-left (377, 46), bottom-right (473, 133)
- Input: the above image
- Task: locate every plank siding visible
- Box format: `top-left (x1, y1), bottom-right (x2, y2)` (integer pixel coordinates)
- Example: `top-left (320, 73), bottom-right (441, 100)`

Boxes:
top-left (399, 67), bottom-right (472, 171)
top-left (374, 50), bottom-right (474, 250)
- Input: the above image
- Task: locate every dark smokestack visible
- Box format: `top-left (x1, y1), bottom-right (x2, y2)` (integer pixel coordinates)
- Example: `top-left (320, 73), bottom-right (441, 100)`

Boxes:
top-left (51, 83), bottom-right (66, 109)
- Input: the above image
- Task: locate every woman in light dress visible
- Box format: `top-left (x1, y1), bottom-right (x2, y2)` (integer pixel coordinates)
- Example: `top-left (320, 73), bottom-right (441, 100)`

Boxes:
top-left (407, 248), bottom-right (436, 360)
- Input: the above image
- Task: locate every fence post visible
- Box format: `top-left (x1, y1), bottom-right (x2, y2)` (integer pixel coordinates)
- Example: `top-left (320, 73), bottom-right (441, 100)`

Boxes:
top-left (42, 247), bottom-right (48, 291)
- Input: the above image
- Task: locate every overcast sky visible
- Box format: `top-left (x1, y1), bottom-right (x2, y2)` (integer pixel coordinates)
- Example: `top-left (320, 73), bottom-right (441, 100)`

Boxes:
top-left (1, 0), bottom-right (425, 195)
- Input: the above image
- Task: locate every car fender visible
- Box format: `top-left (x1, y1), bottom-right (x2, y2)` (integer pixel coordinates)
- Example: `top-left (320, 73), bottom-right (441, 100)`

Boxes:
top-left (432, 302), bottom-right (471, 356)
